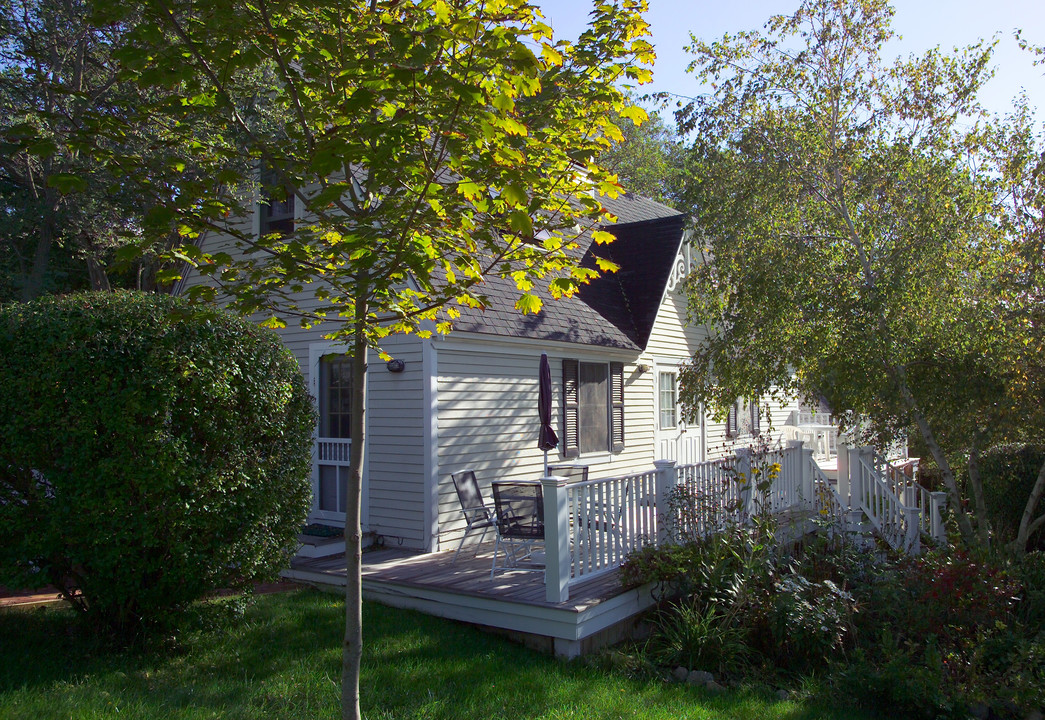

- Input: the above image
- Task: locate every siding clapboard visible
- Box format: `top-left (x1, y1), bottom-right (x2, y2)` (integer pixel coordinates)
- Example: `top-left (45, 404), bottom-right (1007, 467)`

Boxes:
top-left (434, 342), bottom-right (657, 552)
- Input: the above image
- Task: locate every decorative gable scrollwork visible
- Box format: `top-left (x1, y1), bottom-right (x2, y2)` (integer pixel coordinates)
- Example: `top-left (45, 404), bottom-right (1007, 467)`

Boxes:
top-left (666, 230), bottom-right (698, 292)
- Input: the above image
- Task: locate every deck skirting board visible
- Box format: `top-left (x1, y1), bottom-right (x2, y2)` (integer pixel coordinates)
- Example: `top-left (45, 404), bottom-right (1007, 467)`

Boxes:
top-left (359, 578), bottom-right (658, 645)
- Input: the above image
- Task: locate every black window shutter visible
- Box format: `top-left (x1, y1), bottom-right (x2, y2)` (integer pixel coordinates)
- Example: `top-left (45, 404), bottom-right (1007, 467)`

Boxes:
top-left (750, 401), bottom-right (761, 435)
top-left (726, 402), bottom-right (737, 438)
top-left (609, 362), bottom-right (625, 452)
top-left (562, 359), bottom-right (579, 458)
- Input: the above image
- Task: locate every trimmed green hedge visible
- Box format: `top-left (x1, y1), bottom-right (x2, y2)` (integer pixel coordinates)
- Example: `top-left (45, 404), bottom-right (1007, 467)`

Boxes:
top-left (0, 291), bottom-right (314, 636)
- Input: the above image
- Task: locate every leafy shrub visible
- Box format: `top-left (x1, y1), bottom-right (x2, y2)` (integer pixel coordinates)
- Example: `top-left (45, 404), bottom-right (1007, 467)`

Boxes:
top-left (647, 602), bottom-right (754, 677)
top-left (978, 443), bottom-right (1045, 551)
top-left (619, 542), bottom-right (705, 592)
top-left (857, 551), bottom-right (1020, 653)
top-left (836, 635), bottom-right (957, 719)
top-left (763, 573), bottom-right (855, 670)
top-left (1015, 551), bottom-right (1045, 631)
top-left (626, 518), bottom-right (856, 676)
top-left (0, 292), bottom-right (314, 637)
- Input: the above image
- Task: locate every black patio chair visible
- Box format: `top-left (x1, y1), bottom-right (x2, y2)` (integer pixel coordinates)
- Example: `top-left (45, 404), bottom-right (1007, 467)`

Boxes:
top-left (490, 481), bottom-right (545, 578)
top-left (547, 464), bottom-right (589, 484)
top-left (450, 470), bottom-right (496, 564)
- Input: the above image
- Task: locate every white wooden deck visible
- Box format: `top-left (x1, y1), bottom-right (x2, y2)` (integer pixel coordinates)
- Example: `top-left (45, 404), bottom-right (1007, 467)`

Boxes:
top-left (283, 543), bottom-right (658, 656)
top-left (281, 445), bottom-right (918, 656)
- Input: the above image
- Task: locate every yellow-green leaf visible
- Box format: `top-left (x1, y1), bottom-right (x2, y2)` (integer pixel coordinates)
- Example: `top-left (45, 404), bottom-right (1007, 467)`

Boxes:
top-left (515, 293), bottom-right (542, 314)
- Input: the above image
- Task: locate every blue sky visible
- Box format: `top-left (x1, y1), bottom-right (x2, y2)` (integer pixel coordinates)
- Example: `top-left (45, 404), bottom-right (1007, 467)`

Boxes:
top-left (534, 0), bottom-right (1045, 119)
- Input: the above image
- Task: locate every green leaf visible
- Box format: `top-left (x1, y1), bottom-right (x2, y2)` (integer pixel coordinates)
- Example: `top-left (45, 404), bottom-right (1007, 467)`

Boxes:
top-left (508, 210), bottom-right (533, 235)
top-left (502, 184), bottom-right (527, 206)
top-left (515, 293), bottom-right (542, 314)
top-left (45, 173), bottom-right (88, 194)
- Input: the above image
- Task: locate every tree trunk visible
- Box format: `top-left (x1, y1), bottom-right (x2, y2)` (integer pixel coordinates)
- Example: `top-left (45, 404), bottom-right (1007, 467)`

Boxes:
top-left (1014, 456), bottom-right (1045, 555)
top-left (87, 255), bottom-right (111, 292)
top-left (342, 287), bottom-right (368, 720)
top-left (896, 376), bottom-right (977, 545)
top-left (834, 198), bottom-right (977, 546)
top-left (966, 442), bottom-right (991, 547)
top-left (23, 210), bottom-right (54, 301)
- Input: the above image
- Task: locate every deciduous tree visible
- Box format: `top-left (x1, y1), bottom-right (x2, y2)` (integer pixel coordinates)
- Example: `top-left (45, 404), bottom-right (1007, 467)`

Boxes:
top-left (0, 0), bottom-right (236, 298)
top-left (86, 1), bottom-right (653, 717)
top-left (675, 0), bottom-right (1044, 551)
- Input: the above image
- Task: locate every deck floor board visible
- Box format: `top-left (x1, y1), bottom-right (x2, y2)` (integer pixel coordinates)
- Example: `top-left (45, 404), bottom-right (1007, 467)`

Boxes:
top-left (290, 542), bottom-right (629, 614)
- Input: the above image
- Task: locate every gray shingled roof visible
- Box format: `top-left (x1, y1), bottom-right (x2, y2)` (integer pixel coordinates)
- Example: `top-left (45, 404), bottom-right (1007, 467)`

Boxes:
top-left (450, 193), bottom-right (687, 350)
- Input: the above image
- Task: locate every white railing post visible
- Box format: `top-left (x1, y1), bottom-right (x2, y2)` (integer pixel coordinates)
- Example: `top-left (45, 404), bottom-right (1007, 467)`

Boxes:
top-left (930, 491), bottom-right (947, 544)
top-left (903, 505), bottom-right (921, 555)
top-left (789, 440), bottom-right (815, 510)
top-left (653, 459), bottom-right (678, 546)
top-left (902, 485), bottom-right (918, 509)
top-left (542, 474), bottom-right (570, 603)
top-left (837, 444), bottom-right (851, 509)
top-left (734, 448), bottom-right (753, 520)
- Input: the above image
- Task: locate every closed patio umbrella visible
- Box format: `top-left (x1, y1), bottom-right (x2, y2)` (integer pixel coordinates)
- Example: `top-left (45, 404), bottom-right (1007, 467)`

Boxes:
top-left (538, 352), bottom-right (558, 476)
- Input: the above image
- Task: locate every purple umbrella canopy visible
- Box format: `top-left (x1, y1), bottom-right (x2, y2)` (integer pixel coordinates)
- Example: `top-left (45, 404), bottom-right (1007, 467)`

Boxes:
top-left (538, 353), bottom-right (558, 475)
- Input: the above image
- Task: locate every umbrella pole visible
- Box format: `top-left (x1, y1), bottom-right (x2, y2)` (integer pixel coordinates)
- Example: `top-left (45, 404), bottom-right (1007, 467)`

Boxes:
top-left (543, 450), bottom-right (548, 478)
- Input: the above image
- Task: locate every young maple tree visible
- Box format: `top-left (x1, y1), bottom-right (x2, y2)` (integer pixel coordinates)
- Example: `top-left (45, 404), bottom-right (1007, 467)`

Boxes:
top-left (675, 0), bottom-right (1044, 551)
top-left (86, 0), bottom-right (654, 717)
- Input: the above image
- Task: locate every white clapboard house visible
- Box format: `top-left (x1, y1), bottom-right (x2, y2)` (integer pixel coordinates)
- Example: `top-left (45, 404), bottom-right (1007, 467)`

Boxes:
top-left (183, 192), bottom-right (797, 552)
top-left (182, 191), bottom-right (892, 656)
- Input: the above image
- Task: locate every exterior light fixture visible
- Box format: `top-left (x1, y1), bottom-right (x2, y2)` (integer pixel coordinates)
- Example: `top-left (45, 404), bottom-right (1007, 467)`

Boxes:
top-left (386, 358), bottom-right (405, 373)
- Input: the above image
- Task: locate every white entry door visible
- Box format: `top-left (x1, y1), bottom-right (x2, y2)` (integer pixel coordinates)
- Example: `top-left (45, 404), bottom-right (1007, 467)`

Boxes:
top-left (653, 367), bottom-right (703, 465)
top-left (310, 346), bottom-right (368, 528)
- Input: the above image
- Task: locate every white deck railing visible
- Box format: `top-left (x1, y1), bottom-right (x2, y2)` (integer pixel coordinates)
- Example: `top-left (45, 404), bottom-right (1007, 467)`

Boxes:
top-left (539, 442), bottom-right (949, 603)
top-left (674, 457), bottom-right (738, 538)
top-left (872, 453), bottom-right (940, 540)
top-left (541, 444), bottom-right (811, 602)
top-left (853, 453), bottom-right (920, 554)
top-left (811, 456), bottom-right (847, 530)
top-left (836, 447), bottom-right (947, 553)
top-left (563, 469), bottom-right (658, 583)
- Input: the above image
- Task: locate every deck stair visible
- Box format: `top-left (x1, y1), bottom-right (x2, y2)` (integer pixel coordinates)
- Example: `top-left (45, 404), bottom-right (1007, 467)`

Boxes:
top-left (837, 447), bottom-right (947, 554)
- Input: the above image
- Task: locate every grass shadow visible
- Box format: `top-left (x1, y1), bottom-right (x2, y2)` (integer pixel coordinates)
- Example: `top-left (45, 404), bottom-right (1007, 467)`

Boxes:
top-left (0, 589), bottom-right (879, 720)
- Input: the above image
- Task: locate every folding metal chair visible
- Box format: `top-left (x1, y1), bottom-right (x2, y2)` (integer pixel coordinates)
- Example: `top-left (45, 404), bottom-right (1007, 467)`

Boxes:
top-left (490, 481), bottom-right (545, 578)
top-left (450, 470), bottom-right (496, 564)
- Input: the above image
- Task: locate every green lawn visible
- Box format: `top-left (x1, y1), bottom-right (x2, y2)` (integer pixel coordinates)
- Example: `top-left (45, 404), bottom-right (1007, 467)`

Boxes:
top-left (0, 589), bottom-right (874, 720)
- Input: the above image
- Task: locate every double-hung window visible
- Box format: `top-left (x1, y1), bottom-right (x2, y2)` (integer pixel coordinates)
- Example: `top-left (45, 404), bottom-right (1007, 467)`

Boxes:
top-left (659, 371), bottom-right (677, 430)
top-left (259, 168), bottom-right (295, 237)
top-left (562, 359), bottom-right (625, 457)
top-left (319, 354), bottom-right (352, 439)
